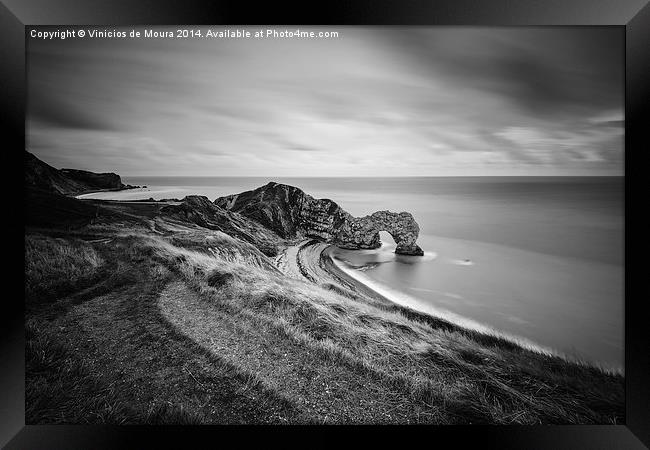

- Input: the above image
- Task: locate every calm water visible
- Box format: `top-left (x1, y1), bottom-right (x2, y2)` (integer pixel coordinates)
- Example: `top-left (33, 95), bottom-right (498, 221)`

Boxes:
top-left (81, 176), bottom-right (624, 369)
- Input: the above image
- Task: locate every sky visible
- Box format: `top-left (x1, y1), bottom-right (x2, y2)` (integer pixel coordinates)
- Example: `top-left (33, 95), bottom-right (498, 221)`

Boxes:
top-left (27, 26), bottom-right (624, 177)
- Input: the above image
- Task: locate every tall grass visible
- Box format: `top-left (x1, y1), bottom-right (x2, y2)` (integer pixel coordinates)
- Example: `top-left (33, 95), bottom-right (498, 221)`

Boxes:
top-left (25, 234), bottom-right (104, 301)
top-left (132, 232), bottom-right (624, 424)
top-left (25, 319), bottom-right (208, 424)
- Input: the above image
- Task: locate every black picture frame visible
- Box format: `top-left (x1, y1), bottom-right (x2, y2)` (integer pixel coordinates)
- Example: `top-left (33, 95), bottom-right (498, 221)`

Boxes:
top-left (2, 0), bottom-right (648, 448)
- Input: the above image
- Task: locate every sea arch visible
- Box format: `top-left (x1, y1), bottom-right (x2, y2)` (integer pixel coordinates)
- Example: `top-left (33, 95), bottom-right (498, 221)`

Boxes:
top-left (334, 210), bottom-right (424, 256)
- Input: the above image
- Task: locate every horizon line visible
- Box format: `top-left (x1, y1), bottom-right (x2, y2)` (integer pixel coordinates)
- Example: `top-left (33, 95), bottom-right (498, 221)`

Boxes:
top-left (120, 174), bottom-right (625, 178)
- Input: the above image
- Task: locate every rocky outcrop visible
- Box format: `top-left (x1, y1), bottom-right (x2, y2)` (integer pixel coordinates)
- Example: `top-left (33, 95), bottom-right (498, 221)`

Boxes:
top-left (214, 182), bottom-right (352, 241)
top-left (215, 182), bottom-right (424, 256)
top-left (334, 211), bottom-right (424, 256)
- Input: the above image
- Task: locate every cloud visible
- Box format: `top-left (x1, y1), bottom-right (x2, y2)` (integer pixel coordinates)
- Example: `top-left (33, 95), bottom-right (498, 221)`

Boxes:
top-left (28, 93), bottom-right (119, 131)
top-left (26, 26), bottom-right (624, 176)
top-left (371, 28), bottom-right (623, 119)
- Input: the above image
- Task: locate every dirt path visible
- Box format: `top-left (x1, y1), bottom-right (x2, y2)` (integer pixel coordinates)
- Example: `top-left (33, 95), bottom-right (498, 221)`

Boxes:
top-left (158, 281), bottom-right (436, 423)
top-left (37, 275), bottom-right (305, 424)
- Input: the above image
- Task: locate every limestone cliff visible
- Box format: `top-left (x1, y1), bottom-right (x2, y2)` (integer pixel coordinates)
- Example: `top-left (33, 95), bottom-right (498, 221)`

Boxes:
top-left (214, 182), bottom-right (352, 241)
top-left (215, 182), bottom-right (424, 256)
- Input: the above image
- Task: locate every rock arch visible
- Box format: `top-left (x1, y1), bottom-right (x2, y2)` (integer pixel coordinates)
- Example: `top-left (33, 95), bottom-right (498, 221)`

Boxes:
top-left (334, 210), bottom-right (424, 256)
top-left (214, 183), bottom-right (425, 256)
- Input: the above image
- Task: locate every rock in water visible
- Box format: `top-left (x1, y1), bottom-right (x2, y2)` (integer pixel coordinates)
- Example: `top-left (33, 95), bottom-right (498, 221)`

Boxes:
top-left (215, 182), bottom-right (425, 256)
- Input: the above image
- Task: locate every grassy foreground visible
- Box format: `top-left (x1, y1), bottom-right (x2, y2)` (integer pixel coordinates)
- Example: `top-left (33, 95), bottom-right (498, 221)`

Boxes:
top-left (25, 216), bottom-right (624, 424)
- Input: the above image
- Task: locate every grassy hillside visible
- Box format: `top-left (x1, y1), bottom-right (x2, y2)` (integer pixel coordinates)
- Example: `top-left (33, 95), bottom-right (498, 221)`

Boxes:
top-left (25, 214), bottom-right (624, 424)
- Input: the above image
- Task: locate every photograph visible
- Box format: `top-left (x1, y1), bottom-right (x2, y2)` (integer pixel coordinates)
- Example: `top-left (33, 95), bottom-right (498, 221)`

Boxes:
top-left (24, 25), bottom-right (625, 425)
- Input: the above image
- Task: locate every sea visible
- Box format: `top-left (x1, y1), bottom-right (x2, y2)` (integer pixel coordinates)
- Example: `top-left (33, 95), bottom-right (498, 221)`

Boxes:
top-left (79, 176), bottom-right (624, 370)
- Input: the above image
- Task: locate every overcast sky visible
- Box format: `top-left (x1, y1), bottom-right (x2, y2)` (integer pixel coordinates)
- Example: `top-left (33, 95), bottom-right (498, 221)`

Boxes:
top-left (27, 26), bottom-right (623, 177)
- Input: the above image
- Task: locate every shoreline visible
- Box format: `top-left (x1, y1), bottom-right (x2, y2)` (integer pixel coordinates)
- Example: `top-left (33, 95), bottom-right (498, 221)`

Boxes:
top-left (319, 244), bottom-right (623, 374)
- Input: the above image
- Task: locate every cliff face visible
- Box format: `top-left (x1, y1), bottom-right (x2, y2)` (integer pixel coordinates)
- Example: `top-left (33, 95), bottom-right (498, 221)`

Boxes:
top-left (59, 169), bottom-right (125, 191)
top-left (214, 182), bottom-right (352, 241)
top-left (215, 182), bottom-right (424, 256)
top-left (25, 151), bottom-right (128, 195)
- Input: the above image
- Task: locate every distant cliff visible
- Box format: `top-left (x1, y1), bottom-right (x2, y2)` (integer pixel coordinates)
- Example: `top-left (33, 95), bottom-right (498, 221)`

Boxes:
top-left (59, 169), bottom-right (125, 191)
top-left (25, 151), bottom-right (133, 195)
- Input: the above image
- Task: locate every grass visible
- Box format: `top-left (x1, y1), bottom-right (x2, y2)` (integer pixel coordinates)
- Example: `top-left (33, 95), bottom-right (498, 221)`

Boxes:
top-left (25, 318), bottom-right (254, 424)
top-left (26, 318), bottom-right (198, 424)
top-left (24, 221), bottom-right (625, 424)
top-left (25, 231), bottom-right (304, 424)
top-left (25, 234), bottom-right (104, 303)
